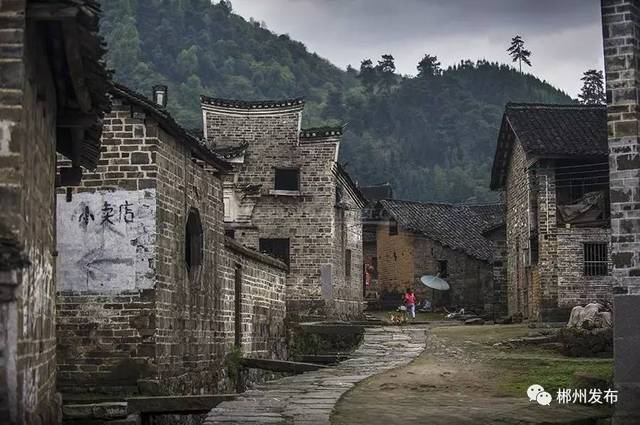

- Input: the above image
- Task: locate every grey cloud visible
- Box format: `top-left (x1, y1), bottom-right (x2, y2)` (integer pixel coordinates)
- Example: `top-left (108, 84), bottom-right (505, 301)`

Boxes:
top-left (231, 0), bottom-right (604, 96)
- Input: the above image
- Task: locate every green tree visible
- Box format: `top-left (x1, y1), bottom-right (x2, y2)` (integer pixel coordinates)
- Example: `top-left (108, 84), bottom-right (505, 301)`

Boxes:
top-left (376, 54), bottom-right (396, 92)
top-left (578, 69), bottom-right (605, 105)
top-left (177, 46), bottom-right (199, 79)
top-left (358, 59), bottom-right (376, 93)
top-left (417, 54), bottom-right (441, 78)
top-left (323, 89), bottom-right (346, 120)
top-left (507, 35), bottom-right (532, 72)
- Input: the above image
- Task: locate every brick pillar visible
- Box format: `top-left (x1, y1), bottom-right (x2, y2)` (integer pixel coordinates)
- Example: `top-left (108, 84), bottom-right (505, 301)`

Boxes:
top-left (602, 1), bottom-right (640, 422)
top-left (603, 0), bottom-right (640, 288)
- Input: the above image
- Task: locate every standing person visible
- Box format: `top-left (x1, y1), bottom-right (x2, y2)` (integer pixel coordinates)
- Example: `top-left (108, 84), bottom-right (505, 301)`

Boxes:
top-left (404, 288), bottom-right (416, 319)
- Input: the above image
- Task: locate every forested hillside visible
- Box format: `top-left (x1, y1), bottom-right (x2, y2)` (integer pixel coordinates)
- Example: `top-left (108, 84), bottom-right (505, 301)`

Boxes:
top-left (100, 0), bottom-right (573, 202)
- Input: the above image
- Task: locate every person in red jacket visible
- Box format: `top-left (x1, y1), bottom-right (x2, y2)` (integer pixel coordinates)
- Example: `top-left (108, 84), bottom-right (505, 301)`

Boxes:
top-left (403, 288), bottom-right (416, 319)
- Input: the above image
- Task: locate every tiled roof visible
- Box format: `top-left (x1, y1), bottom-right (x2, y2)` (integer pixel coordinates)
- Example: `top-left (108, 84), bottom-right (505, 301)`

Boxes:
top-left (214, 142), bottom-right (249, 159)
top-left (200, 96), bottom-right (304, 110)
top-left (299, 126), bottom-right (343, 141)
top-left (466, 203), bottom-right (505, 233)
top-left (491, 103), bottom-right (607, 189)
top-left (506, 103), bottom-right (607, 157)
top-left (112, 84), bottom-right (231, 171)
top-left (44, 0), bottom-right (112, 170)
top-left (379, 200), bottom-right (504, 262)
top-left (360, 183), bottom-right (393, 204)
top-left (334, 163), bottom-right (367, 208)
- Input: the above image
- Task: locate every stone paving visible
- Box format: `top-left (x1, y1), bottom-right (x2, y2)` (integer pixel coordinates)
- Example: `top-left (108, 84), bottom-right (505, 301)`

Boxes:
top-left (204, 326), bottom-right (427, 425)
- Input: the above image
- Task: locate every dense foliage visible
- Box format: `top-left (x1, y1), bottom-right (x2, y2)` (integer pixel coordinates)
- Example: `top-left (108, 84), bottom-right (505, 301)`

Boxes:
top-left (101, 0), bottom-right (572, 203)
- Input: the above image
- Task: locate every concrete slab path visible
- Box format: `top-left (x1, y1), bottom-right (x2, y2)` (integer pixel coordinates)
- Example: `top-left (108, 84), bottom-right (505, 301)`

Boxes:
top-left (204, 326), bottom-right (427, 425)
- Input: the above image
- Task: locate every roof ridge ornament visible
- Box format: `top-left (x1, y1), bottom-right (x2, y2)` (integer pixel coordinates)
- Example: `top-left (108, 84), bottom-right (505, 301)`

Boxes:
top-left (200, 96), bottom-right (304, 109)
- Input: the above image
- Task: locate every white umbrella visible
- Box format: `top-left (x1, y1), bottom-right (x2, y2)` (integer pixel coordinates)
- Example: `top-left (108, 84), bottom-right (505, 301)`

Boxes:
top-left (420, 275), bottom-right (450, 309)
top-left (420, 275), bottom-right (450, 291)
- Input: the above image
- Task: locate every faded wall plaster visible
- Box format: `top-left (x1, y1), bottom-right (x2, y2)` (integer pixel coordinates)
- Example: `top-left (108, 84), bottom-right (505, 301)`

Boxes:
top-left (56, 189), bottom-right (156, 292)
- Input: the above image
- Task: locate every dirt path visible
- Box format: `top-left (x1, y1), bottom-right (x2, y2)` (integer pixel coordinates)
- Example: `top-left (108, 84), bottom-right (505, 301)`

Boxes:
top-left (331, 324), bottom-right (612, 425)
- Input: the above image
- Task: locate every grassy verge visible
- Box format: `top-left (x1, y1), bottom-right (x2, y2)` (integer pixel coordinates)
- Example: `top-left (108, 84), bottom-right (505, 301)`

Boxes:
top-left (495, 357), bottom-right (613, 397)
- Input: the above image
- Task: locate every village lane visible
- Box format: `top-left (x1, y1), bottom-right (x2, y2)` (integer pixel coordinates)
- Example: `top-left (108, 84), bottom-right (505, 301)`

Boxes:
top-left (203, 326), bottom-right (427, 425)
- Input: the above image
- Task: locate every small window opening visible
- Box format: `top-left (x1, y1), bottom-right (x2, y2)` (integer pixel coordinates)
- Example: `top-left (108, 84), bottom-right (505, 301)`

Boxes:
top-left (584, 242), bottom-right (608, 276)
top-left (529, 234), bottom-right (539, 265)
top-left (274, 168), bottom-right (299, 191)
top-left (259, 238), bottom-right (290, 266)
top-left (389, 219), bottom-right (398, 236)
top-left (438, 260), bottom-right (449, 278)
top-left (185, 208), bottom-right (203, 279)
top-left (345, 249), bottom-right (352, 278)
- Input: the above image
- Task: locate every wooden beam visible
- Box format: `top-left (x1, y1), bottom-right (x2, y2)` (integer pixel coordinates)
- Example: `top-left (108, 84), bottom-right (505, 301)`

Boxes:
top-left (126, 395), bottom-right (237, 414)
top-left (239, 358), bottom-right (326, 373)
top-left (27, 3), bottom-right (78, 21)
top-left (61, 21), bottom-right (92, 113)
top-left (57, 167), bottom-right (83, 187)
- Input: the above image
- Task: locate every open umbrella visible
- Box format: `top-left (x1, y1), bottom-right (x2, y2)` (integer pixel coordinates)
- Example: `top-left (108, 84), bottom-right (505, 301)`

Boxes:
top-left (420, 275), bottom-right (450, 310)
top-left (420, 275), bottom-right (450, 291)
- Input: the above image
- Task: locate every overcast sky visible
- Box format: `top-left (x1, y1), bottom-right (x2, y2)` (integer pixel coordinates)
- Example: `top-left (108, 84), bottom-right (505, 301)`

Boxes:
top-left (231, 0), bottom-right (603, 97)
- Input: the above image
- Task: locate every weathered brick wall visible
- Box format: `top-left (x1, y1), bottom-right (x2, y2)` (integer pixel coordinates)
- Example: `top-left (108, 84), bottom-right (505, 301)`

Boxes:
top-left (505, 139), bottom-right (616, 321)
top-left (56, 291), bottom-right (155, 394)
top-left (412, 237), bottom-right (493, 314)
top-left (602, 3), bottom-right (640, 418)
top-left (152, 121), bottom-right (227, 394)
top-left (535, 163), bottom-right (560, 319)
top-left (556, 228), bottom-right (614, 307)
top-left (57, 93), bottom-right (289, 397)
top-left (485, 226), bottom-right (508, 317)
top-left (602, 0), bottom-right (640, 291)
top-left (220, 239), bottom-right (287, 358)
top-left (330, 181), bottom-right (364, 318)
top-left (376, 222), bottom-right (415, 305)
top-left (0, 4), bottom-right (60, 422)
top-left (505, 141), bottom-right (531, 316)
top-left (56, 98), bottom-right (159, 393)
top-left (376, 221), bottom-right (494, 313)
top-left (203, 103), bottom-right (363, 320)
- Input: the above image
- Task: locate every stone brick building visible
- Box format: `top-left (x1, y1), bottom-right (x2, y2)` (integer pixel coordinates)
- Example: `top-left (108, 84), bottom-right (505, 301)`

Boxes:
top-left (0, 1), bottom-right (110, 423)
top-left (360, 183), bottom-right (393, 295)
top-left (601, 1), bottom-right (640, 421)
top-left (375, 200), bottom-right (504, 315)
top-left (201, 97), bottom-right (367, 320)
top-left (491, 103), bottom-right (614, 321)
top-left (55, 84), bottom-right (288, 397)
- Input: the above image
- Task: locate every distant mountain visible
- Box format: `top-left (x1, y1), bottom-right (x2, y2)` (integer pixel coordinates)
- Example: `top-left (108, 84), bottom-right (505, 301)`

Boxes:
top-left (100, 0), bottom-right (572, 202)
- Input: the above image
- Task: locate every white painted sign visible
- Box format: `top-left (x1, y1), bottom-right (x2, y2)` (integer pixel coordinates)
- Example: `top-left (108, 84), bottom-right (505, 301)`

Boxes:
top-left (56, 189), bottom-right (156, 292)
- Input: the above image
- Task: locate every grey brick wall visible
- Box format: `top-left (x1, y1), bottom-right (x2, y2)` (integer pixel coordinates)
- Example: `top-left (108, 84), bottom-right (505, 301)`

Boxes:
top-left (602, 0), bottom-right (640, 290)
top-left (0, 2), bottom-right (59, 423)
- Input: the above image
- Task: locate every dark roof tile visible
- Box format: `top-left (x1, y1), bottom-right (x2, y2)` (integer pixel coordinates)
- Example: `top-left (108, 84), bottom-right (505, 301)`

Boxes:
top-left (491, 103), bottom-right (607, 189)
top-left (379, 200), bottom-right (504, 262)
top-left (200, 96), bottom-right (304, 110)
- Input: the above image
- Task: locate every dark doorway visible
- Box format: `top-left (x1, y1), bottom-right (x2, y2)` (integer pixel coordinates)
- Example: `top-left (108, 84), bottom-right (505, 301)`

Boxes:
top-left (259, 238), bottom-right (290, 266)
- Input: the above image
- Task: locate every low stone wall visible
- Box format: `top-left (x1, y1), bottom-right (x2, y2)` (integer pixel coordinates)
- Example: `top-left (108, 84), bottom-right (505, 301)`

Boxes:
top-left (221, 237), bottom-right (288, 359)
